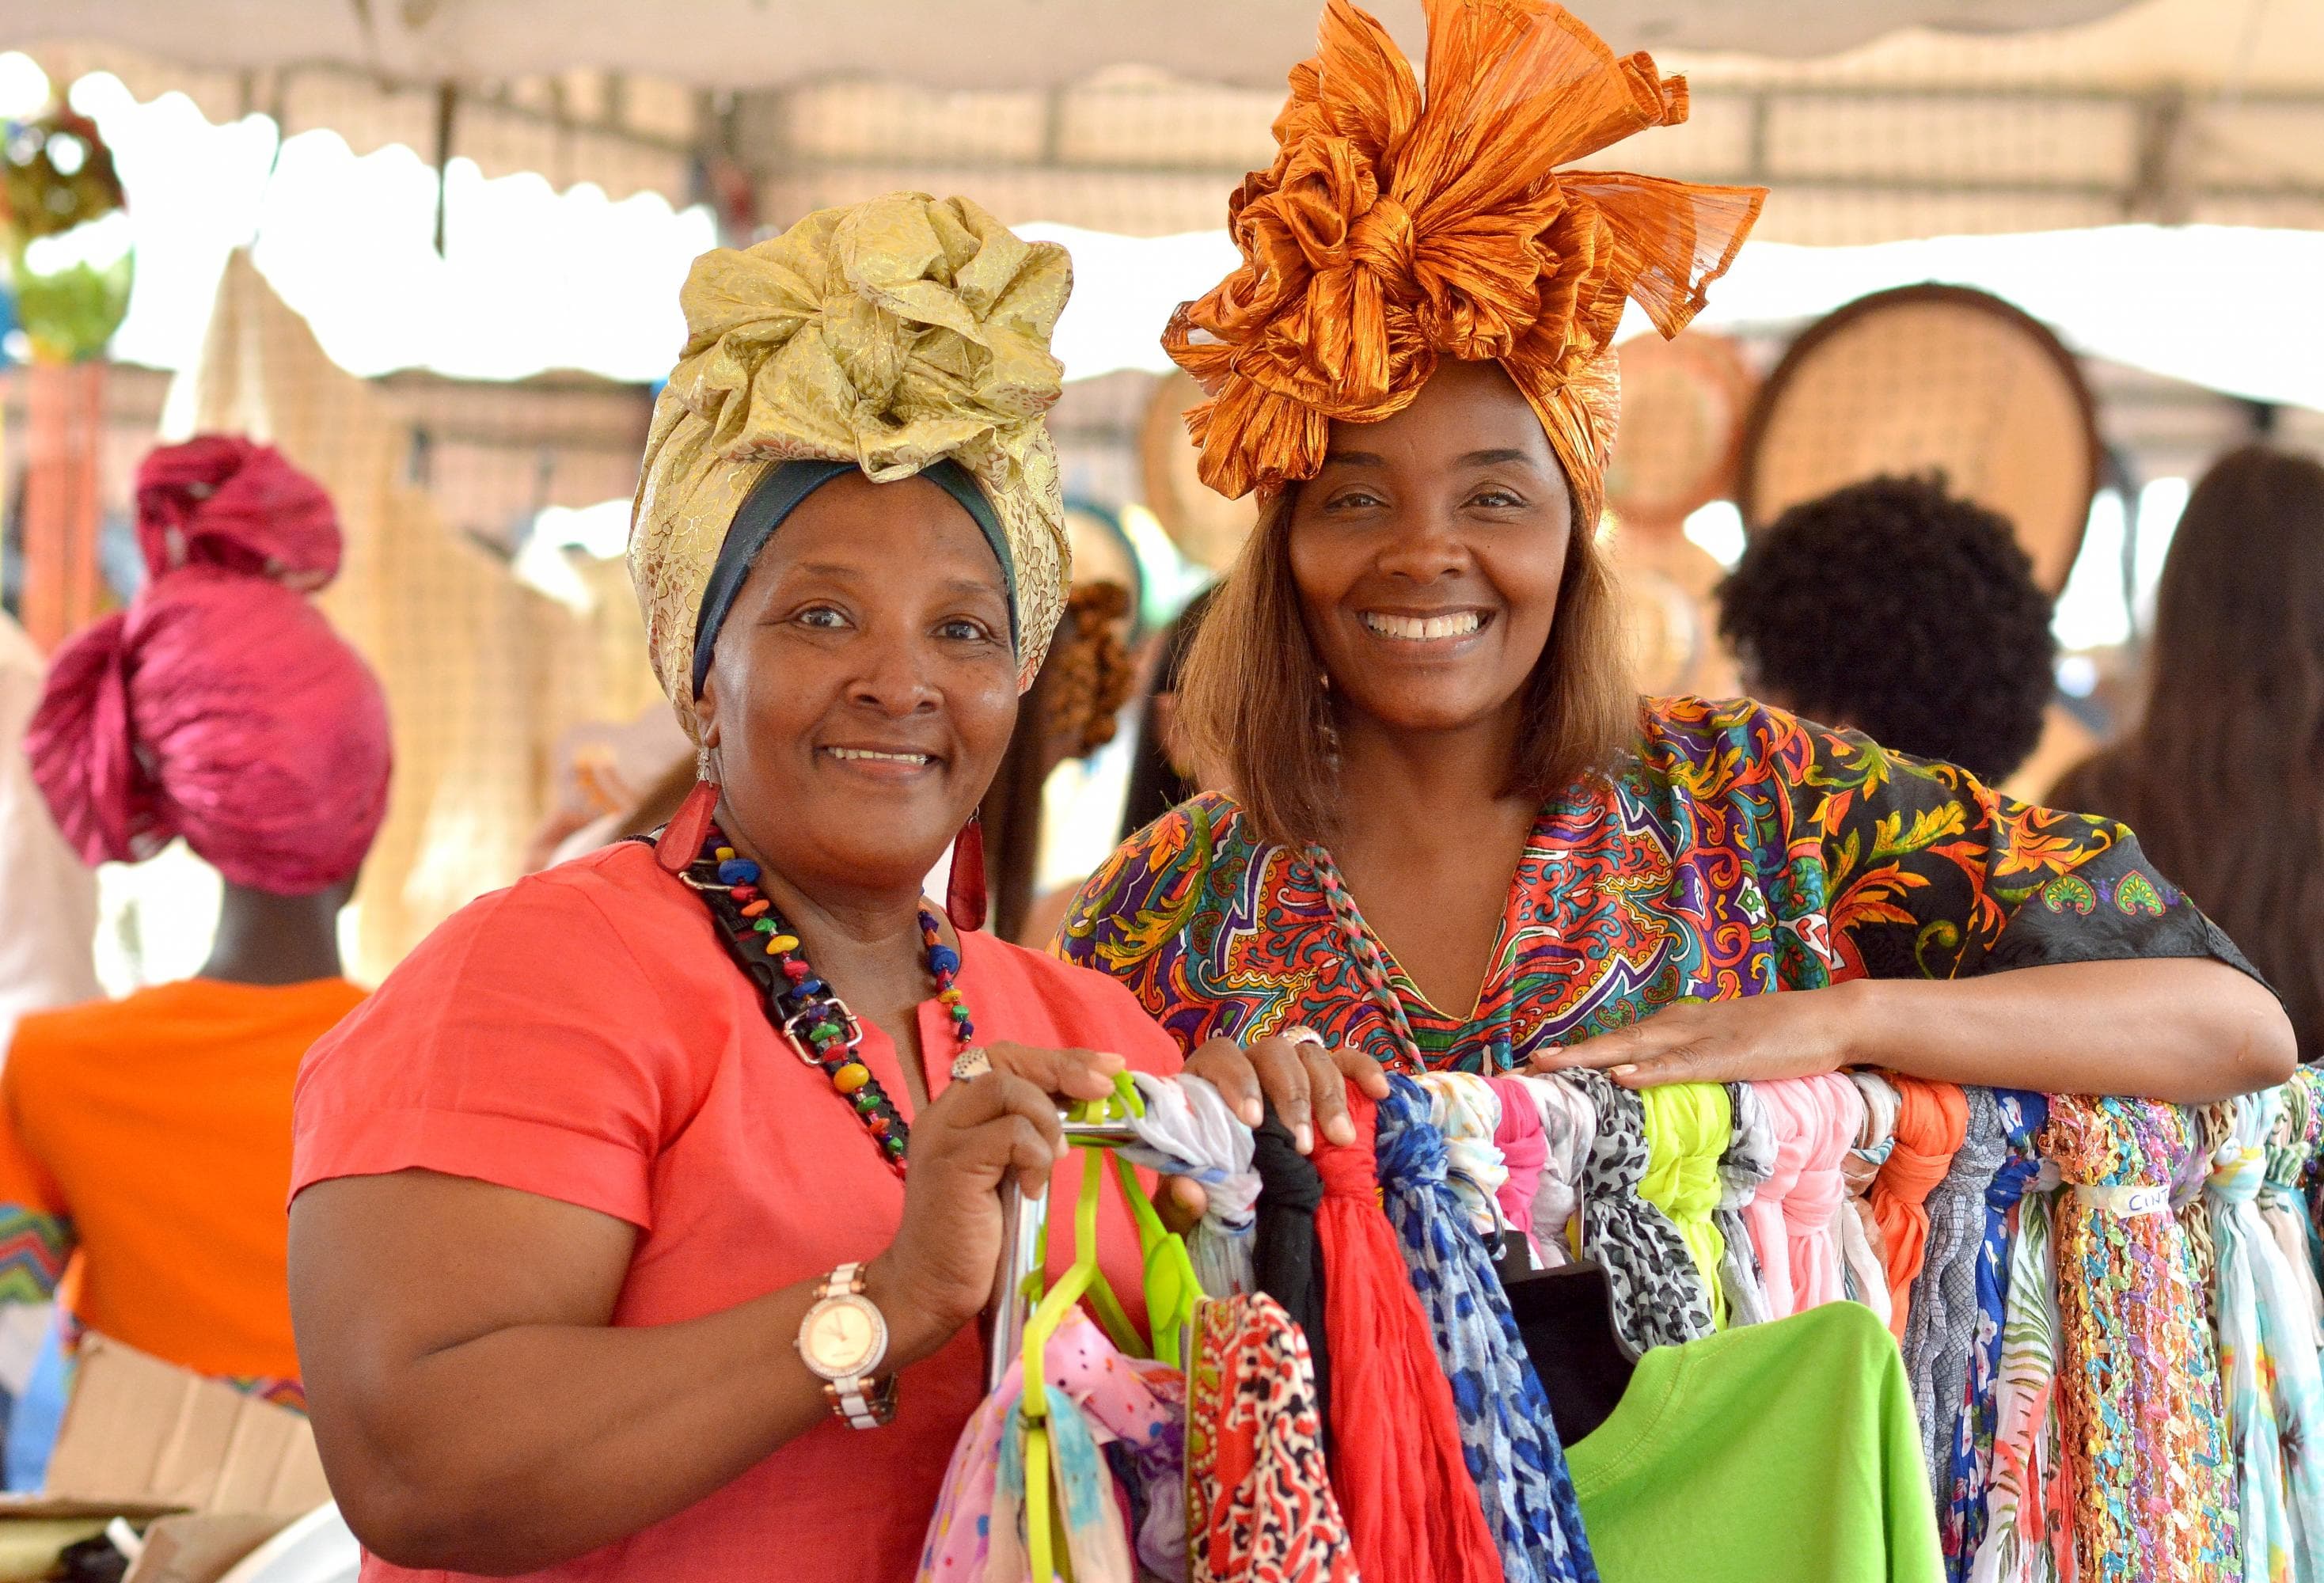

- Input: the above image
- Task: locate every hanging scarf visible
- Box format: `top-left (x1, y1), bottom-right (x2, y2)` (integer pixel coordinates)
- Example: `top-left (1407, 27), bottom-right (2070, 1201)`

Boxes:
top-left (1417, 1071), bottom-right (1510, 1235)
top-left (1742, 1075), bottom-right (1859, 1319)
top-left (2261, 1074), bottom-right (2324, 1348)
top-left (1714, 1082), bottom-right (1777, 1328)
top-left (1187, 1293), bottom-right (1358, 1583)
top-left (1122, 1072), bottom-right (1260, 1298)
top-left (2211, 1087), bottom-right (2324, 1581)
top-left (1249, 1108), bottom-right (1331, 1450)
top-left (1965, 1164), bottom-right (2076, 1583)
top-left (1636, 1083), bottom-right (1732, 1328)
top-left (1571, 1068), bottom-right (1715, 1352)
top-left (1490, 1076), bottom-right (1550, 1241)
top-left (1843, 1072), bottom-right (1902, 1323)
top-left (1874, 1076), bottom-right (1970, 1338)
top-left (1521, 1075), bottom-right (1598, 1266)
top-left (1945, 1091), bottom-right (2049, 1582)
top-left (2175, 1105), bottom-right (2228, 1323)
top-left (1377, 1076), bottom-right (1597, 1583)
top-left (1906, 1087), bottom-right (2010, 1488)
top-left (1312, 1086), bottom-right (1504, 1583)
top-left (2042, 1095), bottom-right (2235, 1583)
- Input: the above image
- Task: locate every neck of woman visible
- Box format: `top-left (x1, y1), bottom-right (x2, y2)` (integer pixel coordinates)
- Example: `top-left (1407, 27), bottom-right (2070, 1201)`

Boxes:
top-left (1327, 699), bottom-right (1535, 850)
top-left (199, 883), bottom-right (347, 986)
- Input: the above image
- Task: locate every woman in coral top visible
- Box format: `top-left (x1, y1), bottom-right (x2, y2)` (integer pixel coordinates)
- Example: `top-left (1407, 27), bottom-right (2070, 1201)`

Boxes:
top-left (7, 435), bottom-right (390, 1403)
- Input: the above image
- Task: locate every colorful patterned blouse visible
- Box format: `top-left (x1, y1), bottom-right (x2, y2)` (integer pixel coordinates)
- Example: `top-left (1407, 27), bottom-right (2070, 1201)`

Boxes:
top-left (1056, 697), bottom-right (2252, 1073)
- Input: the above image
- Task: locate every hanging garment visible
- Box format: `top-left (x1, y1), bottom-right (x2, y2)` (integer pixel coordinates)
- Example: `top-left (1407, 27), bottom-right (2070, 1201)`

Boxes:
top-left (1965, 1167), bottom-right (2075, 1583)
top-left (2261, 1075), bottom-right (2324, 1347)
top-left (1874, 1077), bottom-right (1970, 1338)
top-left (1943, 1091), bottom-right (2049, 1583)
top-left (1121, 1072), bottom-right (1260, 1298)
top-left (921, 1314), bottom-right (1153, 1583)
top-left (1904, 1087), bottom-right (2009, 1490)
top-left (1250, 1107), bottom-right (1331, 1452)
top-left (1416, 1071), bottom-right (1509, 1235)
top-left (1563, 1300), bottom-right (1944, 1583)
top-left (1637, 1083), bottom-right (1732, 1328)
top-left (1490, 1076), bottom-right (1549, 1242)
top-left (1312, 1087), bottom-right (1503, 1583)
top-left (1525, 1076), bottom-right (1598, 1266)
top-left (2211, 1088), bottom-right (2324, 1582)
top-left (2177, 1104), bottom-right (2229, 1325)
top-left (1377, 1075), bottom-right (1597, 1583)
top-left (1714, 1083), bottom-right (1777, 1328)
top-left (1571, 1069), bottom-right (1715, 1353)
top-left (1844, 1072), bottom-right (1903, 1324)
top-left (1745, 1075), bottom-right (1859, 1319)
top-left (2043, 1095), bottom-right (2235, 1583)
top-left (1186, 1293), bottom-right (1358, 1583)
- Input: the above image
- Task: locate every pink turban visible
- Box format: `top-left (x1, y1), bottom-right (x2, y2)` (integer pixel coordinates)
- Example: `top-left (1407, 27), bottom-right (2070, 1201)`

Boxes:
top-left (25, 436), bottom-right (391, 896)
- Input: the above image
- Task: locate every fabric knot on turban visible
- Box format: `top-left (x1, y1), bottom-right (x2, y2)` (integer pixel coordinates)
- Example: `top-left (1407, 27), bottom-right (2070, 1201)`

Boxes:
top-left (630, 192), bottom-right (1074, 722)
top-left (1166, 0), bottom-right (1767, 522)
top-left (25, 436), bottom-right (391, 896)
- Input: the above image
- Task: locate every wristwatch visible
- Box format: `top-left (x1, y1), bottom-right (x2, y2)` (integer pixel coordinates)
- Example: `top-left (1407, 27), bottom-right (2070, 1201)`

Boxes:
top-left (796, 1262), bottom-right (896, 1429)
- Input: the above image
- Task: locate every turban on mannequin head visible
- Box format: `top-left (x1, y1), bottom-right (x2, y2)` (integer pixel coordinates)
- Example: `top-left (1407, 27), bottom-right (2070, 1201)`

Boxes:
top-left (628, 192), bottom-right (1074, 731)
top-left (1166, 0), bottom-right (1766, 526)
top-left (25, 436), bottom-right (392, 896)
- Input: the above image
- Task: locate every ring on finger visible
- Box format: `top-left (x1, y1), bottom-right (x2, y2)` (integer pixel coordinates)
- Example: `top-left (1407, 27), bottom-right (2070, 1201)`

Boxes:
top-left (949, 1046), bottom-right (993, 1080)
top-left (1279, 1025), bottom-right (1327, 1052)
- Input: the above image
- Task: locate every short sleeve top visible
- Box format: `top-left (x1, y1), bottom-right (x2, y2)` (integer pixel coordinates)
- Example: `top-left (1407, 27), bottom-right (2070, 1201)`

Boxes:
top-left (1057, 696), bottom-right (2261, 1072)
top-left (293, 838), bottom-right (1183, 1582)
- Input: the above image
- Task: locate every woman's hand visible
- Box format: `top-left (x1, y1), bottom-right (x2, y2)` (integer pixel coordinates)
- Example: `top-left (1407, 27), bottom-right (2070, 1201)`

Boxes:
top-left (867, 1044), bottom-right (1125, 1365)
top-left (1529, 983), bottom-right (1866, 1088)
top-left (1188, 1030), bottom-right (1391, 1153)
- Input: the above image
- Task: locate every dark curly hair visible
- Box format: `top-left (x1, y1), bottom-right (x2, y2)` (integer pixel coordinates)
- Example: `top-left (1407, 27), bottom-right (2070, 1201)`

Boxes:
top-left (1717, 474), bottom-right (2056, 782)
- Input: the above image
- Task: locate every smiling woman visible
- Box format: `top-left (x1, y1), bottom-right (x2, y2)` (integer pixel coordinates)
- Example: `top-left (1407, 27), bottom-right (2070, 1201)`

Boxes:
top-left (278, 193), bottom-right (1205, 1583)
top-left (1056, 0), bottom-right (2294, 1126)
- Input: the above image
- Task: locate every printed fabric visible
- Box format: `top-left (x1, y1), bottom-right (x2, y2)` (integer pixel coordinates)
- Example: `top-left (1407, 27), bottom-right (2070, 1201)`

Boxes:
top-left (1376, 1075), bottom-right (1597, 1583)
top-left (1311, 1088), bottom-right (1502, 1583)
top-left (1186, 1293), bottom-right (1358, 1583)
top-left (1844, 1073), bottom-right (1902, 1324)
top-left (1058, 698), bottom-right (2257, 1078)
top-left (1904, 1087), bottom-right (2009, 1489)
top-left (1945, 1091), bottom-right (2049, 1582)
top-left (1571, 1068), bottom-right (1716, 1353)
top-left (2042, 1095), bottom-right (2235, 1583)
top-left (1965, 1171), bottom-right (2075, 1583)
top-left (1713, 1082), bottom-right (1777, 1328)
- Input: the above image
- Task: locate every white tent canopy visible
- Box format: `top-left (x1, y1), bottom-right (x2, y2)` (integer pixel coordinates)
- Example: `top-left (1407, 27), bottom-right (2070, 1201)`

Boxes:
top-left (17, 0), bottom-right (2324, 241)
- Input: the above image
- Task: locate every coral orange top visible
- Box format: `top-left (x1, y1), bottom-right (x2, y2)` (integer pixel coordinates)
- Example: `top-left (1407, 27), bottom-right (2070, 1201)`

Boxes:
top-left (291, 839), bottom-right (1183, 1583)
top-left (0, 976), bottom-right (366, 1384)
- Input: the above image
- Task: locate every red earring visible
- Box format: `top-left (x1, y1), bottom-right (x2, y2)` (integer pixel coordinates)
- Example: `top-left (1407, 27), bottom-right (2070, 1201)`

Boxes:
top-left (946, 812), bottom-right (988, 932)
top-left (659, 746), bottom-right (720, 874)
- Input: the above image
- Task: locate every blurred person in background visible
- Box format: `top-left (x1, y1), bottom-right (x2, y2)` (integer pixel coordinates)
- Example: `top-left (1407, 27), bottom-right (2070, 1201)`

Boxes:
top-left (1115, 584), bottom-right (1215, 841)
top-left (1716, 474), bottom-right (2058, 784)
top-left (2052, 444), bottom-right (2324, 1064)
top-left (982, 579), bottom-right (1137, 945)
top-left (6, 437), bottom-right (389, 1432)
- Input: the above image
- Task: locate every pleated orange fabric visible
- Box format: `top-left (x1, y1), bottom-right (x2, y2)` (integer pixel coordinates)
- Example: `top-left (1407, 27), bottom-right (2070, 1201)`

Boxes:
top-left (1163, 0), bottom-right (1764, 520)
top-left (1313, 1087), bottom-right (1506, 1583)
top-left (1868, 1076), bottom-right (1969, 1338)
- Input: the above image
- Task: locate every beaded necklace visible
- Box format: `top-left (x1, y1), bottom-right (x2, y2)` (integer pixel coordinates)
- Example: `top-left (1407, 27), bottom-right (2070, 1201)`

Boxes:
top-left (666, 821), bottom-right (977, 1178)
top-left (1304, 842), bottom-right (1427, 1072)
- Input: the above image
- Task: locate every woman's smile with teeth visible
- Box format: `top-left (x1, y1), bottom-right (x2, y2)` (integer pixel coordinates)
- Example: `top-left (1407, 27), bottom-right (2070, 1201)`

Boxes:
top-left (823, 746), bottom-right (934, 765)
top-left (1361, 610), bottom-right (1487, 641)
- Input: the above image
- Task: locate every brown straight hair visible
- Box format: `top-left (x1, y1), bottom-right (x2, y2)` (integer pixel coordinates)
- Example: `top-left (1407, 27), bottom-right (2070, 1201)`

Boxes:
top-left (2051, 444), bottom-right (2324, 1062)
top-left (1178, 480), bottom-right (1638, 852)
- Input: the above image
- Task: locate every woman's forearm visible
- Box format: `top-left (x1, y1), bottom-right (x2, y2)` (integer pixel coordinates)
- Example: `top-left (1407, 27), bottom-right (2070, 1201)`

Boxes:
top-left (1844, 957), bottom-right (2297, 1104)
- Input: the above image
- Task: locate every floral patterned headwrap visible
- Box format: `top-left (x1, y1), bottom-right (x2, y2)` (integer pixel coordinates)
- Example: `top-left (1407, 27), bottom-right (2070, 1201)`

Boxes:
top-left (1166, 0), bottom-right (1766, 523)
top-left (630, 192), bottom-right (1073, 730)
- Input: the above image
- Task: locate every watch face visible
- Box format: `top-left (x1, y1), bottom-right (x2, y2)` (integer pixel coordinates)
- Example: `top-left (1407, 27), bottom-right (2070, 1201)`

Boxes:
top-left (803, 1295), bottom-right (883, 1377)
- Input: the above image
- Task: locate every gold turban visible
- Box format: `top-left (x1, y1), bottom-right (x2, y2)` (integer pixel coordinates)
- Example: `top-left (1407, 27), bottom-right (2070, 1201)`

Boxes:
top-left (1165, 0), bottom-right (1766, 524)
top-left (630, 192), bottom-right (1073, 724)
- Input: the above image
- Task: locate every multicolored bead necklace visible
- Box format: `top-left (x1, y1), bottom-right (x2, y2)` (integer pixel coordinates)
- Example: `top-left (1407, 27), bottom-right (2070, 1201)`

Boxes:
top-left (668, 821), bottom-right (977, 1179)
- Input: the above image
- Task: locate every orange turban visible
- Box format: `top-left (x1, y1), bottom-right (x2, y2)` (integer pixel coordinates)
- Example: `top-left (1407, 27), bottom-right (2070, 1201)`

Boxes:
top-left (1165, 0), bottom-right (1766, 522)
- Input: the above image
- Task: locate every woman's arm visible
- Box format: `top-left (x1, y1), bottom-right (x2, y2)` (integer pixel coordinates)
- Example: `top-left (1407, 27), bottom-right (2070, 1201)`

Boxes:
top-left (291, 1049), bottom-right (1109, 1575)
top-left (1530, 957), bottom-right (2297, 1104)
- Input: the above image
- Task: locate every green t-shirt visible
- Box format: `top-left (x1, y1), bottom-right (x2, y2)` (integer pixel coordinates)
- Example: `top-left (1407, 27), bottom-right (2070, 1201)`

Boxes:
top-left (1564, 1300), bottom-right (1944, 1583)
